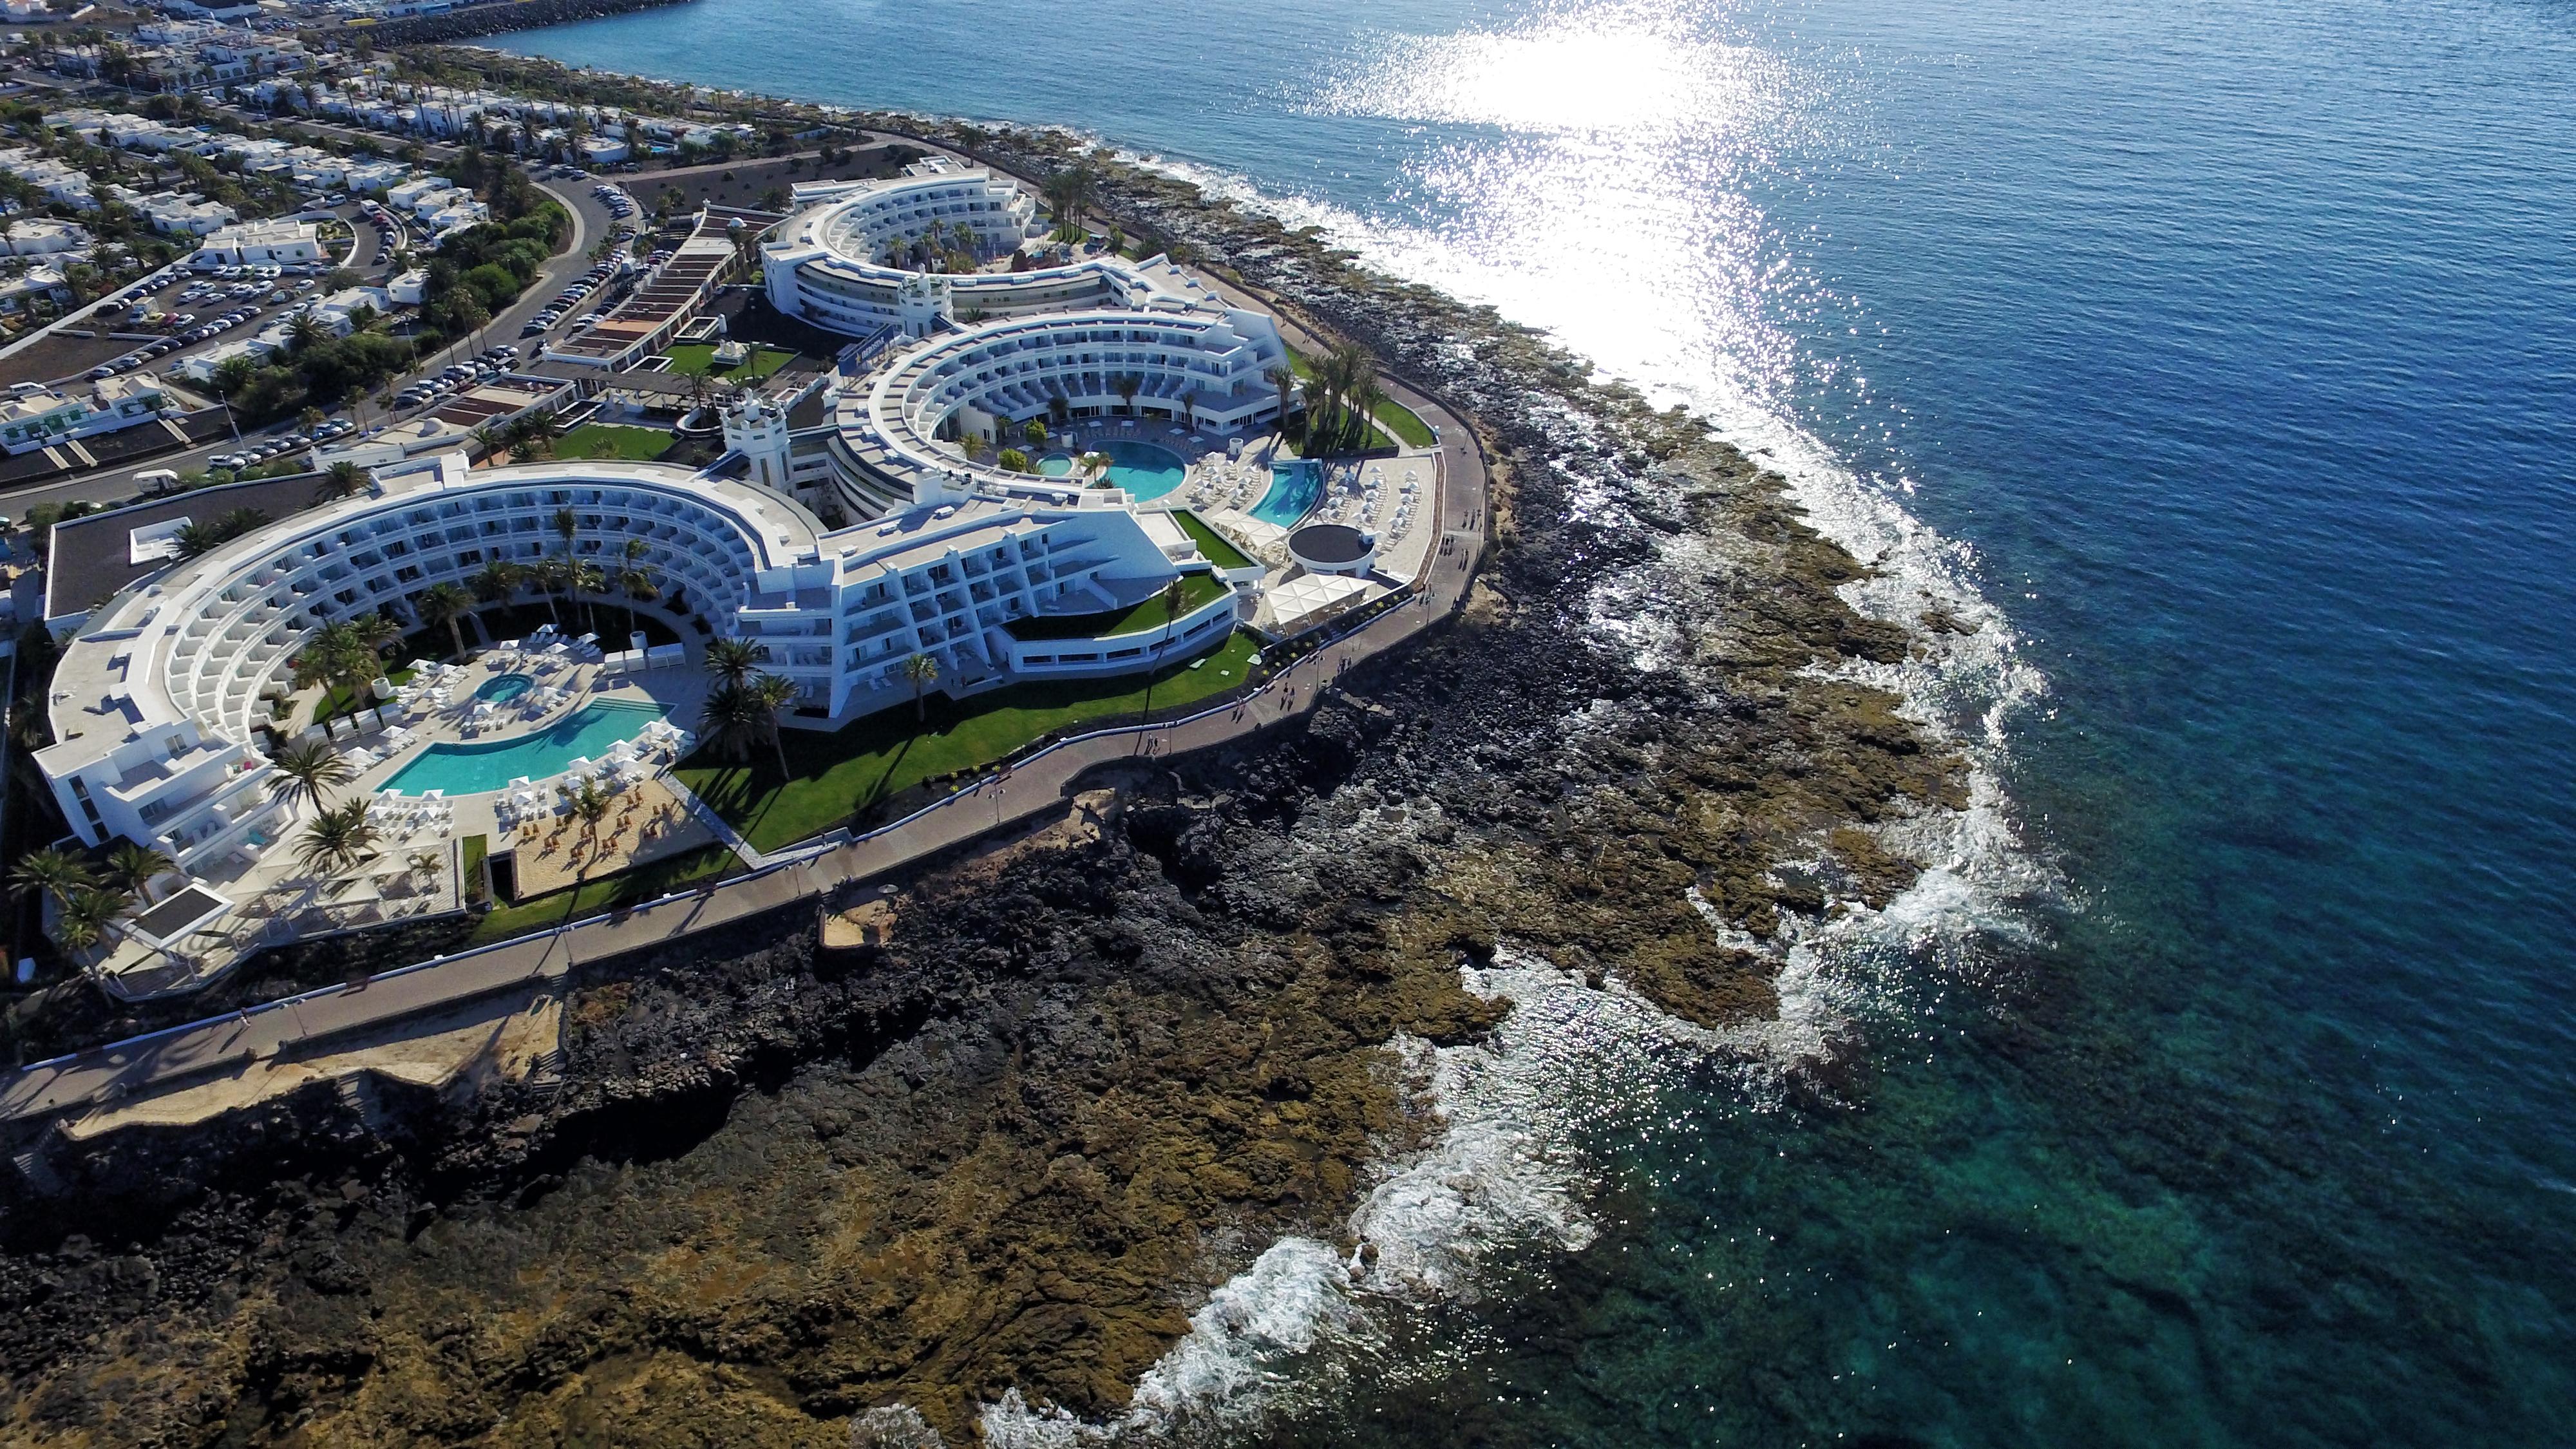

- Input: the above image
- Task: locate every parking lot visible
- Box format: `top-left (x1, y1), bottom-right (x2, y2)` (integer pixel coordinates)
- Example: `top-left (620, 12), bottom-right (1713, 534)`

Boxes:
top-left (0, 173), bottom-right (626, 513)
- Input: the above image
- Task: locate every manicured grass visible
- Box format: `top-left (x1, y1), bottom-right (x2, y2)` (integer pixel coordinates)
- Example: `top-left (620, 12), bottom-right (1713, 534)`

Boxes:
top-left (1172, 509), bottom-right (1255, 571)
top-left (556, 422), bottom-right (677, 462)
top-left (1284, 346), bottom-right (1419, 450)
top-left (316, 667), bottom-right (415, 723)
top-left (1371, 395), bottom-right (1437, 448)
top-left (678, 630), bottom-right (1262, 853)
top-left (460, 833), bottom-right (489, 905)
top-left (663, 343), bottom-right (794, 379)
top-left (466, 842), bottom-right (739, 945)
top-left (1003, 571), bottom-right (1230, 643)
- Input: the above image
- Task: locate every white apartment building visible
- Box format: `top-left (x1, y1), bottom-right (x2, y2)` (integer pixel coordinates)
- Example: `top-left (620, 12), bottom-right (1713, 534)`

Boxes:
top-left (35, 446), bottom-right (1248, 863)
top-left (189, 218), bottom-right (321, 267)
top-left (126, 191), bottom-right (239, 236)
top-left (0, 218), bottom-right (90, 257)
top-left (0, 148), bottom-right (97, 210)
top-left (0, 377), bottom-right (173, 454)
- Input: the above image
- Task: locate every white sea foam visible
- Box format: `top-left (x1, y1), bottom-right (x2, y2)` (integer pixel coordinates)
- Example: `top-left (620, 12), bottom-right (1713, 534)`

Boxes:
top-left (981, 953), bottom-right (1683, 1444)
top-left (1038, 17), bottom-right (2065, 1435)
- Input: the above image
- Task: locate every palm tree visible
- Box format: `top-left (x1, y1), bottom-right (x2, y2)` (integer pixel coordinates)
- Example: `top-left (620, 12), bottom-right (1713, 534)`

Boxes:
top-left (10, 846), bottom-right (96, 907)
top-left (1079, 451), bottom-right (1112, 486)
top-left (56, 887), bottom-right (124, 955)
top-left (1142, 576), bottom-right (1191, 721)
top-left (617, 538), bottom-right (657, 641)
top-left (290, 621), bottom-right (367, 733)
top-left (314, 460), bottom-right (368, 502)
top-left (1265, 365), bottom-right (1295, 437)
top-left (1048, 393), bottom-right (1070, 431)
top-left (531, 554), bottom-right (570, 629)
top-left (1041, 163), bottom-right (1092, 242)
top-left (568, 560), bottom-right (605, 634)
top-left (570, 779), bottom-right (611, 845)
top-left (294, 799), bottom-right (379, 878)
top-left (265, 738), bottom-right (352, 815)
top-left (1297, 375), bottom-right (1331, 448)
top-left (416, 580), bottom-right (473, 660)
top-left (1114, 373), bottom-right (1142, 416)
top-left (1181, 388), bottom-right (1200, 433)
top-left (104, 841), bottom-right (175, 904)
top-left (285, 312), bottom-right (328, 352)
top-left (449, 289), bottom-right (489, 353)
top-left (960, 431), bottom-right (990, 464)
top-left (698, 683), bottom-right (766, 766)
top-left (471, 557), bottom-right (524, 607)
top-left (703, 636), bottom-right (764, 689)
top-left (901, 651), bottom-right (939, 723)
top-left (748, 670), bottom-right (797, 778)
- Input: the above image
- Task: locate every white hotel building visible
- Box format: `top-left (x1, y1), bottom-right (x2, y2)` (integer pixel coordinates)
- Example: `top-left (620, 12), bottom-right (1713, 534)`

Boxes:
top-left (761, 167), bottom-right (1294, 511)
top-left (33, 168), bottom-right (1298, 868)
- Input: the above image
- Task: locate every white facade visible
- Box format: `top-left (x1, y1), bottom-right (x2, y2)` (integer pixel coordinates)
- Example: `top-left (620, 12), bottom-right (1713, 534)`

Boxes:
top-left (0, 218), bottom-right (91, 256)
top-left (0, 148), bottom-right (97, 210)
top-left (36, 456), bottom-right (1244, 861)
top-left (0, 377), bottom-right (171, 454)
top-left (191, 218), bottom-right (322, 267)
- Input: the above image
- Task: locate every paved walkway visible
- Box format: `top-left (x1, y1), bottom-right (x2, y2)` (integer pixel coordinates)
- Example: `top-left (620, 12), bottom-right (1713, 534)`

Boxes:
top-left (0, 213), bottom-right (1493, 1132)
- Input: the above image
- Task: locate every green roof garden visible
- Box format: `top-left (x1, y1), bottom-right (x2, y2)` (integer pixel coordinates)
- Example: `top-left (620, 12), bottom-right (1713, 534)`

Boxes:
top-left (1172, 509), bottom-right (1256, 571)
top-left (1003, 570), bottom-right (1230, 643)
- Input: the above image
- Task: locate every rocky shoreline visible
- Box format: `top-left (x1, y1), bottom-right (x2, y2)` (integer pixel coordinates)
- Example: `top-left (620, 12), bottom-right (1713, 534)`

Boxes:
top-left (0, 106), bottom-right (1969, 1447)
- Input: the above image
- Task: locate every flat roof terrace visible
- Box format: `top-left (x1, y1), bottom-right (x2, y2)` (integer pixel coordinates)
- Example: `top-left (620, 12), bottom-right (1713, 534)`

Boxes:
top-left (44, 469), bottom-right (334, 624)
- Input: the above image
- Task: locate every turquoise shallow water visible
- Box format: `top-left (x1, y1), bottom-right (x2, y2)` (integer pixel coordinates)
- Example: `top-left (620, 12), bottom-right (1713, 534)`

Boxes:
top-left (383, 699), bottom-right (669, 797)
top-left (1033, 438), bottom-right (1188, 498)
top-left (1250, 460), bottom-right (1321, 527)
top-left (507, 0), bottom-right (2576, 1440)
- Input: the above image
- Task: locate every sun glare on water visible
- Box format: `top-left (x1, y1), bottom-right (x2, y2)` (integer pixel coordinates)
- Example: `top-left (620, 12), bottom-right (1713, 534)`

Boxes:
top-left (1281, 0), bottom-right (1844, 435)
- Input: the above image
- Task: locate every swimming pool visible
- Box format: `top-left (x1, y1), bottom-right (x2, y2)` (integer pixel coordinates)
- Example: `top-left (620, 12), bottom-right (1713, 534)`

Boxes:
top-left (475, 672), bottom-right (534, 704)
top-left (1036, 439), bottom-right (1188, 501)
top-left (381, 699), bottom-right (668, 797)
top-left (1249, 460), bottom-right (1323, 527)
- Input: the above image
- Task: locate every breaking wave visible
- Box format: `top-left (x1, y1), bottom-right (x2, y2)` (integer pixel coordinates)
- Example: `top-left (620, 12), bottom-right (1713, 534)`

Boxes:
top-left (1009, 10), bottom-right (2058, 1439)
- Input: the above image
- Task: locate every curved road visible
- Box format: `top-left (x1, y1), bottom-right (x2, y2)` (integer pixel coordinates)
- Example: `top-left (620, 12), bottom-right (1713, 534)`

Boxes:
top-left (0, 177), bottom-right (621, 516)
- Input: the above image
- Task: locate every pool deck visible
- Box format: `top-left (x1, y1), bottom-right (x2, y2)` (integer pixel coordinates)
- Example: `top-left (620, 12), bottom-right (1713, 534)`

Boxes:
top-left (2, 253), bottom-right (1495, 1132)
top-left (84, 627), bottom-right (716, 1002)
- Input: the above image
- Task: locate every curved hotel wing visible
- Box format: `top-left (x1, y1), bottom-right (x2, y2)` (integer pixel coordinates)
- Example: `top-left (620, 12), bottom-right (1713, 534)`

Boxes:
top-left (38, 170), bottom-right (1298, 867)
top-left (39, 450), bottom-right (1241, 864)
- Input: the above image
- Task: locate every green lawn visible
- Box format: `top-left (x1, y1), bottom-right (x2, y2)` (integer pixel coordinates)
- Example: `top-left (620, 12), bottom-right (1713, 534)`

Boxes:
top-left (1172, 509), bottom-right (1256, 571)
top-left (663, 343), bottom-right (795, 379)
top-left (556, 422), bottom-right (677, 462)
top-left (316, 667), bottom-right (415, 723)
top-left (466, 843), bottom-right (740, 945)
top-left (1285, 346), bottom-right (1421, 450)
top-left (678, 630), bottom-right (1261, 853)
top-left (1371, 395), bottom-right (1437, 448)
top-left (460, 833), bottom-right (489, 905)
top-left (1003, 571), bottom-right (1230, 643)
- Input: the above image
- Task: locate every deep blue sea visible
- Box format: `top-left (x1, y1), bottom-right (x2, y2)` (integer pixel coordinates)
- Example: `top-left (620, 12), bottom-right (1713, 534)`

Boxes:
top-left (505, 0), bottom-right (2576, 1442)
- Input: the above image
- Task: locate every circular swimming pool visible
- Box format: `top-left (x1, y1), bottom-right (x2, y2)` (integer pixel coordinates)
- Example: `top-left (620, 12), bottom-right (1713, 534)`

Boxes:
top-left (474, 672), bottom-right (534, 704)
top-left (1034, 439), bottom-right (1189, 501)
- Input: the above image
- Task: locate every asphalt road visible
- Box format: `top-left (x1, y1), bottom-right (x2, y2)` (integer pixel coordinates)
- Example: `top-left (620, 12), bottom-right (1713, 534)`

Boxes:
top-left (0, 383), bottom-right (1493, 1125)
top-left (0, 176), bottom-right (625, 515)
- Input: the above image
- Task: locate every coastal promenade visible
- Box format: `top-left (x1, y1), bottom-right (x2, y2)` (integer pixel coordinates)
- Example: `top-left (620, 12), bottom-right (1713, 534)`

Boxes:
top-left (0, 370), bottom-right (1489, 1128)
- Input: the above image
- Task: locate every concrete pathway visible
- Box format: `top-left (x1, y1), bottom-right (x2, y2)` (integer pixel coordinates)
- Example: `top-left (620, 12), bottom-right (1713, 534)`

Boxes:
top-left (0, 267), bottom-right (1493, 1133)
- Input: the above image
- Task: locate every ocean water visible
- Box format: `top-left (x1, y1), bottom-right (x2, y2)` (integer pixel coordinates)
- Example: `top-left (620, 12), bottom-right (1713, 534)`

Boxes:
top-left (504, 0), bottom-right (2576, 1442)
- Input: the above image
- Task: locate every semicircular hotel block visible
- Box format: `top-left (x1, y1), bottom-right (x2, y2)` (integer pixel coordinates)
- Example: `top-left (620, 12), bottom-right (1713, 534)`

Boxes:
top-left (35, 168), bottom-right (1317, 871)
top-left (762, 164), bottom-right (1294, 507)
